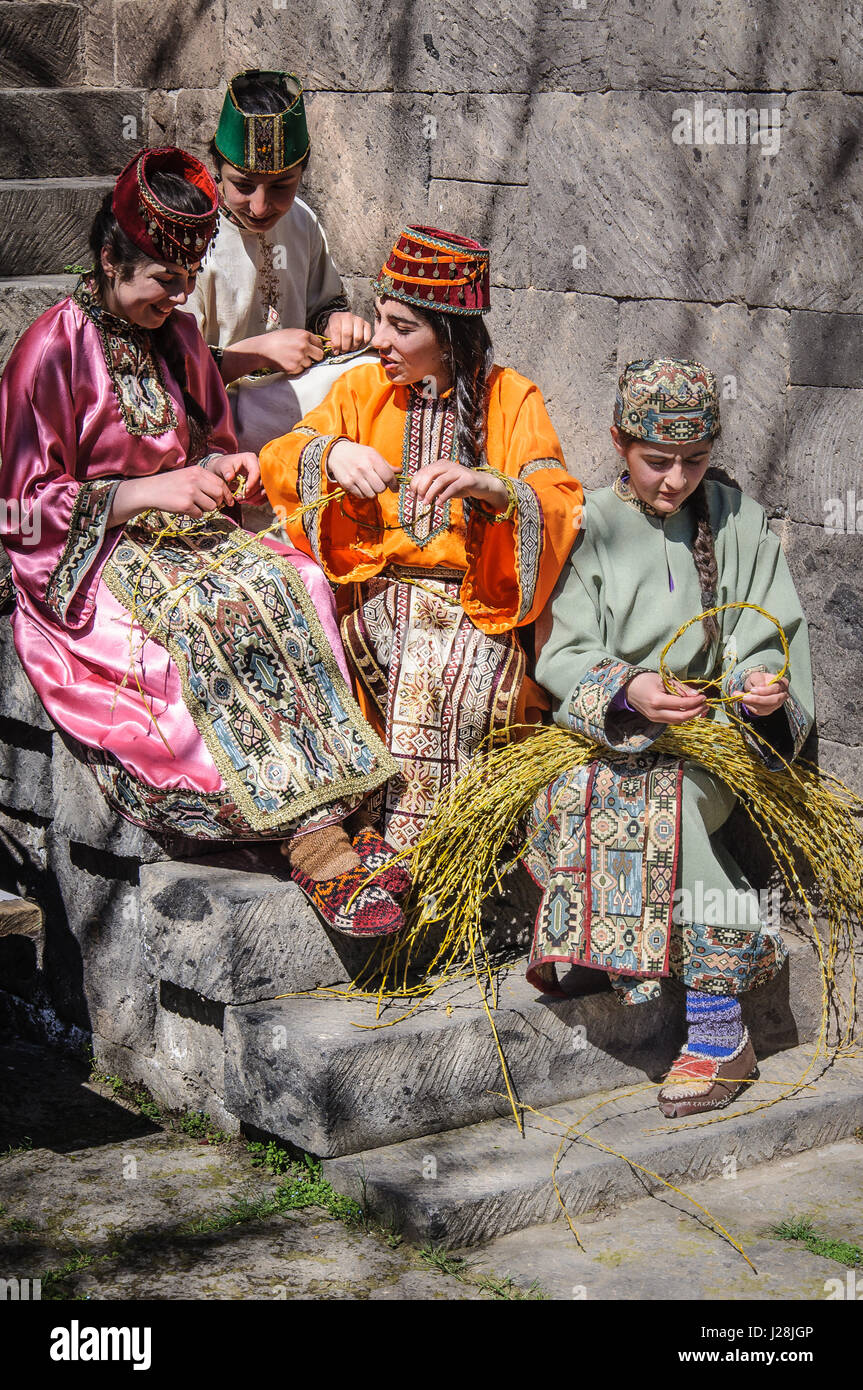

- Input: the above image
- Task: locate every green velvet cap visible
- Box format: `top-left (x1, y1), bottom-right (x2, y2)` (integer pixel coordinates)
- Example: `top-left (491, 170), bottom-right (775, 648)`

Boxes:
top-left (214, 70), bottom-right (309, 173)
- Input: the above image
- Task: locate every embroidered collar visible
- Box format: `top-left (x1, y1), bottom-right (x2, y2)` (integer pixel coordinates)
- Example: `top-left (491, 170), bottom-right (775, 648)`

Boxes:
top-left (613, 471), bottom-right (687, 519)
top-left (73, 279), bottom-right (178, 439)
top-left (73, 278), bottom-right (151, 345)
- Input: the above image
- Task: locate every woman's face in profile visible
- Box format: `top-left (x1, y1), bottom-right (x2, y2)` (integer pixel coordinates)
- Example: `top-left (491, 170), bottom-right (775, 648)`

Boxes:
top-left (370, 297), bottom-right (450, 392)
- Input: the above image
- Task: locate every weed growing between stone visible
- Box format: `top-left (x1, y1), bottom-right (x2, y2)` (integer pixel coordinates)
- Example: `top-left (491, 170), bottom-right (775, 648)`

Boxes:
top-left (419, 1243), bottom-right (548, 1300)
top-left (770, 1217), bottom-right (863, 1269)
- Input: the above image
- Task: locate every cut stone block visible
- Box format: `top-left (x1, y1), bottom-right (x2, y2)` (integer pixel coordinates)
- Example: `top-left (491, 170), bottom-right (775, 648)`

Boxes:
top-left (0, 90), bottom-right (147, 178)
top-left (0, 714), bottom-right (53, 819)
top-left (0, 274), bottom-right (76, 372)
top-left (747, 93), bottom-right (863, 312)
top-left (154, 990), bottom-right (225, 1096)
top-left (0, 178), bottom-right (112, 276)
top-left (528, 91), bottom-right (773, 304)
top-left (429, 95), bottom-right (530, 184)
top-left (115, 0), bottom-right (225, 88)
top-left (488, 286), bottom-right (618, 484)
top-left (223, 932), bottom-right (821, 1158)
top-left (141, 855), bottom-right (373, 1003)
top-left (0, 3), bottom-right (82, 88)
top-left (45, 827), bottom-right (156, 1051)
top-left (784, 521), bottom-right (863, 746)
top-left (427, 179), bottom-right (529, 290)
top-left (783, 386), bottom-right (863, 529)
top-left (790, 311), bottom-right (863, 389)
top-left (324, 1047), bottom-right (863, 1246)
top-left (81, 0), bottom-right (115, 87)
top-left (299, 92), bottom-right (430, 279)
top-left (50, 733), bottom-right (166, 863)
top-left (91, 1034), bottom-right (241, 1134)
top-left (606, 0), bottom-right (842, 92)
top-left (223, 0), bottom-right (609, 94)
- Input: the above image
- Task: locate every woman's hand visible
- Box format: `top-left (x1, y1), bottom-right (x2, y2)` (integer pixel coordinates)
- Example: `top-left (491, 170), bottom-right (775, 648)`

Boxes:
top-left (109, 467), bottom-right (235, 526)
top-left (326, 440), bottom-right (398, 497)
top-left (741, 670), bottom-right (789, 717)
top-left (205, 452), bottom-right (265, 505)
top-left (325, 312), bottom-right (372, 354)
top-left (410, 460), bottom-right (510, 511)
top-left (219, 330), bottom-right (325, 382)
top-left (625, 671), bottom-right (708, 724)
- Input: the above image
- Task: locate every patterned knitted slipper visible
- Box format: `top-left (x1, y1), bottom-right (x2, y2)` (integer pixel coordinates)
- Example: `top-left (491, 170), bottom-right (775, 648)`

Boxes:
top-left (657, 1030), bottom-right (758, 1118)
top-left (290, 863), bottom-right (405, 938)
top-left (351, 827), bottom-right (412, 897)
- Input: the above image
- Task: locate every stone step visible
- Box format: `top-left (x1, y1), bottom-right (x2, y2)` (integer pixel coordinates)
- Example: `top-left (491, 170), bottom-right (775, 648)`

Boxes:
top-left (143, 849), bottom-right (536, 1007)
top-left (0, 90), bottom-right (146, 179)
top-left (0, 178), bottom-right (111, 277)
top-left (323, 1046), bottom-right (863, 1247)
top-left (221, 930), bottom-right (822, 1157)
top-left (0, 274), bottom-right (75, 369)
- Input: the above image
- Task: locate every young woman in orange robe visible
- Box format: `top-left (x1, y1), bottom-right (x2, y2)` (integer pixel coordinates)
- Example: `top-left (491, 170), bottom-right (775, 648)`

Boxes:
top-left (260, 227), bottom-right (584, 852)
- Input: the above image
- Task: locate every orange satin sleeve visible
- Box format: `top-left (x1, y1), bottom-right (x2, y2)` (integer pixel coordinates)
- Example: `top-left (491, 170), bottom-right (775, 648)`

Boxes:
top-left (461, 370), bottom-right (584, 633)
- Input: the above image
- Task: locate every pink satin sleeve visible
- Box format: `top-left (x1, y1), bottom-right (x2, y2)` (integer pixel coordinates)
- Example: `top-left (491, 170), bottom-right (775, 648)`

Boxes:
top-left (0, 310), bottom-right (121, 629)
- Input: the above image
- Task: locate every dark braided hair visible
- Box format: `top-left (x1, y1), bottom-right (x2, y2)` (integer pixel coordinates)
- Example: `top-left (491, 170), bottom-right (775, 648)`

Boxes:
top-left (619, 432), bottom-right (741, 652)
top-left (382, 297), bottom-right (493, 471)
top-left (88, 171), bottom-right (213, 462)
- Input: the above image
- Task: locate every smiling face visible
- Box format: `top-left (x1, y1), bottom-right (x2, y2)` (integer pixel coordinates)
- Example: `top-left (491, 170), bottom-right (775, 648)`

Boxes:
top-left (371, 297), bottom-right (451, 393)
top-left (218, 160), bottom-right (304, 233)
top-left (99, 248), bottom-right (200, 330)
top-left (611, 425), bottom-right (712, 514)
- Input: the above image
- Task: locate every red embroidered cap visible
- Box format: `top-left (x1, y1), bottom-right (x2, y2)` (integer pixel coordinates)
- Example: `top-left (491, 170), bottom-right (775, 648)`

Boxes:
top-left (112, 147), bottom-right (220, 270)
top-left (374, 226), bottom-right (491, 315)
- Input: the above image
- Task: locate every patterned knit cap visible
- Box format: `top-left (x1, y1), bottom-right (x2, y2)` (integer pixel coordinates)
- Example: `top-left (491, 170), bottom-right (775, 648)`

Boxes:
top-left (614, 358), bottom-right (720, 443)
top-left (374, 226), bottom-right (491, 315)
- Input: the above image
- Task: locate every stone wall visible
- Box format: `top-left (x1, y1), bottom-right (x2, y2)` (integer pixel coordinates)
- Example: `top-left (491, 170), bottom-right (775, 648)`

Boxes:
top-left (0, 0), bottom-right (861, 792)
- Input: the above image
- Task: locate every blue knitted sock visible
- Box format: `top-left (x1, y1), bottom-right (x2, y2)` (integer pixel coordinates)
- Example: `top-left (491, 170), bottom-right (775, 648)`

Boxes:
top-left (685, 989), bottom-right (744, 1060)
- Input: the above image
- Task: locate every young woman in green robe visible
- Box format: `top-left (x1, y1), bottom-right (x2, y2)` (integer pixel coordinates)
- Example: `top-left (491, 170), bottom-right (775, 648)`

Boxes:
top-left (524, 358), bottom-right (814, 1117)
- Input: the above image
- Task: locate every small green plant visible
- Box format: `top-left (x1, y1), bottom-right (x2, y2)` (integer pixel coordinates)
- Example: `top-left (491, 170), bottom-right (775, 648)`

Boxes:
top-left (185, 1152), bottom-right (363, 1234)
top-left (8, 1216), bottom-right (37, 1233)
top-left (770, 1216), bottom-right (863, 1269)
top-left (40, 1251), bottom-right (111, 1300)
top-left (419, 1243), bottom-right (473, 1279)
top-left (475, 1273), bottom-right (548, 1300)
top-left (62, 264), bottom-right (90, 276)
top-left (177, 1111), bottom-right (230, 1144)
top-left (1, 1137), bottom-right (33, 1159)
top-left (246, 1139), bottom-right (291, 1175)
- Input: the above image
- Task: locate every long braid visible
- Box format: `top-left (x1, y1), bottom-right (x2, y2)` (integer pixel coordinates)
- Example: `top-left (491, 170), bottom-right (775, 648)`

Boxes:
top-left (151, 320), bottom-right (211, 463)
top-left (430, 311), bottom-right (493, 470)
top-left (691, 478), bottom-right (720, 651)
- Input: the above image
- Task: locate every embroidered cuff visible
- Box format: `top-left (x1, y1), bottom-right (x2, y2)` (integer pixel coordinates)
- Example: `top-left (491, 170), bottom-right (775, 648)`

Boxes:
top-left (465, 471), bottom-right (543, 623)
top-left (308, 294), bottom-right (350, 338)
top-left (726, 665), bottom-right (809, 768)
top-left (567, 658), bottom-right (663, 752)
top-left (44, 478), bottom-right (121, 627)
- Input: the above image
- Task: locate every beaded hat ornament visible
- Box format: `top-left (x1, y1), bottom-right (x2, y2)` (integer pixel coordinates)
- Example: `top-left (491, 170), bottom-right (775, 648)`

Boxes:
top-left (374, 226), bottom-right (491, 315)
top-left (112, 147), bottom-right (219, 271)
top-left (614, 358), bottom-right (720, 443)
top-left (214, 70), bottom-right (310, 174)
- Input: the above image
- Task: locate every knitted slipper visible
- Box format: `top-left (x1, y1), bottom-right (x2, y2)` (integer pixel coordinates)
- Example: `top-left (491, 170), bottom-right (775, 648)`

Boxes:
top-left (351, 827), bottom-right (412, 897)
top-left (657, 1029), bottom-right (758, 1118)
top-left (290, 863), bottom-right (405, 938)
